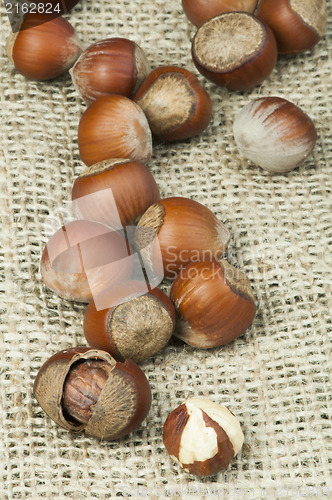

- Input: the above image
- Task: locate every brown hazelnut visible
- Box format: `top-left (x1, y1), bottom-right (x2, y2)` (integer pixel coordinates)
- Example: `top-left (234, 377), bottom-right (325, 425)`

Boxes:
top-left (84, 280), bottom-right (176, 363)
top-left (163, 397), bottom-right (244, 476)
top-left (135, 197), bottom-right (230, 280)
top-left (71, 38), bottom-right (151, 104)
top-left (33, 347), bottom-right (152, 440)
top-left (78, 95), bottom-right (152, 167)
top-left (170, 259), bottom-right (256, 348)
top-left (6, 14), bottom-right (83, 80)
top-left (257, 0), bottom-right (327, 54)
top-left (40, 220), bottom-right (133, 302)
top-left (182, 0), bottom-right (258, 28)
top-left (191, 12), bottom-right (277, 91)
top-left (72, 159), bottom-right (160, 227)
top-left (134, 66), bottom-right (212, 141)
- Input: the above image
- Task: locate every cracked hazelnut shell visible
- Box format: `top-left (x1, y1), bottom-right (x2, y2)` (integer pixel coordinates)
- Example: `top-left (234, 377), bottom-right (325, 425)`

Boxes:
top-left (33, 347), bottom-right (152, 440)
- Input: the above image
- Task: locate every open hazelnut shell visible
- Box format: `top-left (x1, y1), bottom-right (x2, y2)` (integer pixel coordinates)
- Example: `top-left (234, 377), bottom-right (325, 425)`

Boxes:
top-left (33, 347), bottom-right (152, 440)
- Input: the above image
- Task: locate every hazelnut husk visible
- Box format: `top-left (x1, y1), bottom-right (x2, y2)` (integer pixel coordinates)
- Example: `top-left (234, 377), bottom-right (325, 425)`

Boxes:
top-left (33, 348), bottom-right (152, 440)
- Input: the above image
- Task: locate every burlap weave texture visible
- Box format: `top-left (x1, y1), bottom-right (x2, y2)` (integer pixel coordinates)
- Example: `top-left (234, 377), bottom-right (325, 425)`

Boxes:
top-left (0, 0), bottom-right (331, 498)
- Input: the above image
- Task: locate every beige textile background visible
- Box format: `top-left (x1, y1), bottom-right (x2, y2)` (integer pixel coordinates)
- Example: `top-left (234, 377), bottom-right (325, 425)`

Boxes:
top-left (0, 0), bottom-right (331, 498)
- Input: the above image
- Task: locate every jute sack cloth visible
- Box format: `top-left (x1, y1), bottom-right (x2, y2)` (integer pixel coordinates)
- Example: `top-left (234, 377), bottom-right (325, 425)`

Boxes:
top-left (0, 1), bottom-right (331, 498)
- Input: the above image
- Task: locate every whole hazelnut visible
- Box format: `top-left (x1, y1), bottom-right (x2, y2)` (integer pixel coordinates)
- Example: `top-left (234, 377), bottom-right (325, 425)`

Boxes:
top-left (163, 397), bottom-right (244, 476)
top-left (40, 220), bottom-right (133, 302)
top-left (72, 159), bottom-right (160, 228)
top-left (134, 66), bottom-right (212, 141)
top-left (191, 12), bottom-right (277, 91)
top-left (78, 95), bottom-right (152, 167)
top-left (135, 197), bottom-right (230, 281)
top-left (233, 96), bottom-right (317, 173)
top-left (257, 0), bottom-right (327, 54)
top-left (170, 259), bottom-right (256, 348)
top-left (6, 14), bottom-right (83, 80)
top-left (71, 38), bottom-right (151, 104)
top-left (33, 348), bottom-right (152, 440)
top-left (182, 0), bottom-right (258, 28)
top-left (84, 280), bottom-right (176, 363)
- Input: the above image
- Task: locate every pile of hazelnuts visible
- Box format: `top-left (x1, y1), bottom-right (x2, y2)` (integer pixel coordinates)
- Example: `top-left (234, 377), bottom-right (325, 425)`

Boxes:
top-left (6, 0), bottom-right (327, 477)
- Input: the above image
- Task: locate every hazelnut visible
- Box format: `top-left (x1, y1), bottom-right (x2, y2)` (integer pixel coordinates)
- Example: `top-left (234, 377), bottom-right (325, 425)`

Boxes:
top-left (71, 38), bottom-right (151, 104)
top-left (40, 220), bottom-right (133, 302)
top-left (191, 12), bottom-right (277, 91)
top-left (84, 280), bottom-right (176, 363)
top-left (6, 14), bottom-right (83, 80)
top-left (134, 66), bottom-right (212, 141)
top-left (78, 95), bottom-right (152, 167)
top-left (33, 347), bottom-right (152, 440)
top-left (257, 0), bottom-right (327, 54)
top-left (72, 159), bottom-right (160, 228)
top-left (135, 197), bottom-right (230, 281)
top-left (233, 96), bottom-right (317, 173)
top-left (182, 0), bottom-right (258, 28)
top-left (163, 397), bottom-right (244, 476)
top-left (170, 259), bottom-right (256, 348)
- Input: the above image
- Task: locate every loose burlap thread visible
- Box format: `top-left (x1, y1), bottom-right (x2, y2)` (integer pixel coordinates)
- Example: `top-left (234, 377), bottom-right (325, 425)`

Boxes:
top-left (0, 1), bottom-right (331, 498)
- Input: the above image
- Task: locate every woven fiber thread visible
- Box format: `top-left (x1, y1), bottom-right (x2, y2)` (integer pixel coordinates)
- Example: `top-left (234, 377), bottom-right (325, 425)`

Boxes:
top-left (0, 0), bottom-right (331, 498)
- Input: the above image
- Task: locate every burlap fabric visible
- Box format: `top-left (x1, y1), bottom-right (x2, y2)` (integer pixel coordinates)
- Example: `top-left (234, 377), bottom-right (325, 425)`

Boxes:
top-left (0, 1), bottom-right (331, 498)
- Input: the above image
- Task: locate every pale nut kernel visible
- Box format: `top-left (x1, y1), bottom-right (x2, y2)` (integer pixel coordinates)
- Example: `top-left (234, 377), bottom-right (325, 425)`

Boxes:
top-left (163, 397), bottom-right (244, 476)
